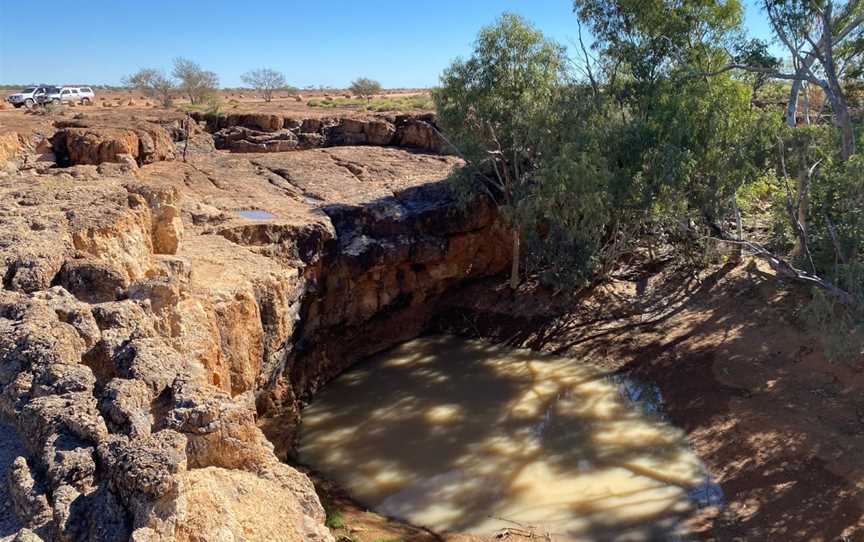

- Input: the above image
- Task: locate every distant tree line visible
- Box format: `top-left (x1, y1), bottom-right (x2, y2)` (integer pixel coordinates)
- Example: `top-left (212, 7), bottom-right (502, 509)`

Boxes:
top-left (123, 60), bottom-right (383, 106)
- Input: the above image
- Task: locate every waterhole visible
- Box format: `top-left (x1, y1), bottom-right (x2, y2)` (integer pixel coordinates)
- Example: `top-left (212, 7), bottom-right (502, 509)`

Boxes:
top-left (237, 209), bottom-right (276, 220)
top-left (299, 336), bottom-right (722, 540)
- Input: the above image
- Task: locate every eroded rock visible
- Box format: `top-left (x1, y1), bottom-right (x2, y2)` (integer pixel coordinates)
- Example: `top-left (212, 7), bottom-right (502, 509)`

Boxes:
top-left (0, 127), bottom-right (507, 541)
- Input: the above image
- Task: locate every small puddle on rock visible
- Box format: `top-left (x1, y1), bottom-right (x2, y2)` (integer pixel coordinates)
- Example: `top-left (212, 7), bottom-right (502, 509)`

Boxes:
top-left (299, 336), bottom-right (723, 540)
top-left (237, 209), bottom-right (276, 220)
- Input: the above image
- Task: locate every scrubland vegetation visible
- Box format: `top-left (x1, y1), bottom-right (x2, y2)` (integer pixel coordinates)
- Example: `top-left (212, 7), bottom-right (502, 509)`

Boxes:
top-left (435, 2), bottom-right (864, 358)
top-left (307, 93), bottom-right (434, 112)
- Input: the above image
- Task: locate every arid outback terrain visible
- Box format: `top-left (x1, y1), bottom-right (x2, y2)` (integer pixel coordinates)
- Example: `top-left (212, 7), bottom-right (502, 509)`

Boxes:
top-left (0, 97), bottom-right (862, 542)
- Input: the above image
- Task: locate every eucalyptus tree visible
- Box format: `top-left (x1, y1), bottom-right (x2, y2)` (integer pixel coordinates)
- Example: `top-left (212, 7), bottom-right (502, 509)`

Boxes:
top-left (573, 0), bottom-right (776, 225)
top-left (764, 0), bottom-right (863, 159)
top-left (433, 13), bottom-right (570, 289)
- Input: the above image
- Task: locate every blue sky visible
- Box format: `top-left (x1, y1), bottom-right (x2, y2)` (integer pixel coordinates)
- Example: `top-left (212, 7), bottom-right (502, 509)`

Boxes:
top-left (0, 0), bottom-right (776, 88)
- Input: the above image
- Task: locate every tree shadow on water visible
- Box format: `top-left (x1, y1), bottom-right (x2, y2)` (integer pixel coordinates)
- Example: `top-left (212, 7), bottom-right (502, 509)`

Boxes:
top-left (299, 336), bottom-right (713, 539)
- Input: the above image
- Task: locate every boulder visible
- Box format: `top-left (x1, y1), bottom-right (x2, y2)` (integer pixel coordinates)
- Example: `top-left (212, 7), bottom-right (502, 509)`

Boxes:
top-left (52, 122), bottom-right (175, 166)
top-left (53, 127), bottom-right (139, 166)
top-left (395, 116), bottom-right (442, 152)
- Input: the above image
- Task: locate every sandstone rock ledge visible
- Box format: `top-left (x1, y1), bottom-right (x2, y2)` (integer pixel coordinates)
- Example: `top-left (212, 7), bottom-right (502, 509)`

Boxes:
top-left (0, 142), bottom-right (509, 541)
top-left (190, 112), bottom-right (444, 154)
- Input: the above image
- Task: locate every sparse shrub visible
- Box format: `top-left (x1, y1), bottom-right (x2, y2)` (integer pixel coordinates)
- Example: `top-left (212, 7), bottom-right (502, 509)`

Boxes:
top-left (172, 57), bottom-right (219, 104)
top-left (240, 68), bottom-right (291, 102)
top-left (801, 283), bottom-right (864, 363)
top-left (123, 68), bottom-right (176, 107)
top-left (736, 171), bottom-right (780, 216)
top-left (349, 77), bottom-right (382, 100)
top-left (203, 92), bottom-right (223, 114)
top-left (39, 102), bottom-right (57, 115)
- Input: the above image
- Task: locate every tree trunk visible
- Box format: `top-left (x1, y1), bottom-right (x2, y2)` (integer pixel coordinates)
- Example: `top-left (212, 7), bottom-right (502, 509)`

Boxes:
top-left (824, 88), bottom-right (856, 161)
top-left (791, 168), bottom-right (810, 257)
top-left (787, 78), bottom-right (802, 127)
top-left (836, 97), bottom-right (856, 161)
top-left (732, 197), bottom-right (743, 260)
top-left (509, 228), bottom-right (521, 290)
top-left (819, 6), bottom-right (856, 161)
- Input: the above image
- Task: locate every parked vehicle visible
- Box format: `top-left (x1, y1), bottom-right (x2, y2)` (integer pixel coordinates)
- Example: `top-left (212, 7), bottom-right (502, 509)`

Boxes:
top-left (38, 86), bottom-right (96, 105)
top-left (5, 86), bottom-right (52, 108)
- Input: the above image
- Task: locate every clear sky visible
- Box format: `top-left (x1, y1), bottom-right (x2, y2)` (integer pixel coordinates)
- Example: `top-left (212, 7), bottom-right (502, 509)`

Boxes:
top-left (0, 0), bottom-right (776, 88)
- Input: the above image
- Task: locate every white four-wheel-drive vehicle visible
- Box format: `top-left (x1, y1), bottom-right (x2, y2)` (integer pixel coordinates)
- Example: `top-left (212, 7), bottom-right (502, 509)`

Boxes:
top-left (5, 86), bottom-right (52, 108)
top-left (38, 86), bottom-right (96, 105)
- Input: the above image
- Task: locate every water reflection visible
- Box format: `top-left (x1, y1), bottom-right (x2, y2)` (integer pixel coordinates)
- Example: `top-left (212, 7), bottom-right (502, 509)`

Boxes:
top-left (237, 209), bottom-right (276, 220)
top-left (299, 336), bottom-right (722, 540)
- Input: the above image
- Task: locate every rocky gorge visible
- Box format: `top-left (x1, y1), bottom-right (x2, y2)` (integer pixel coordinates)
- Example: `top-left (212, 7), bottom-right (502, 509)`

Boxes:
top-left (0, 111), bottom-right (511, 541)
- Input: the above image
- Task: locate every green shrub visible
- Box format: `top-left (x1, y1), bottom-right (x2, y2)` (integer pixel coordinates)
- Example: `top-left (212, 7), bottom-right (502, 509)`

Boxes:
top-left (324, 509), bottom-right (344, 530)
top-left (349, 77), bottom-right (382, 99)
top-left (322, 500), bottom-right (345, 530)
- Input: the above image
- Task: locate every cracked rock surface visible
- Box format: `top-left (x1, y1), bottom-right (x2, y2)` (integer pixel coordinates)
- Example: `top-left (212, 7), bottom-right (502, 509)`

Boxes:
top-left (0, 114), bottom-right (509, 541)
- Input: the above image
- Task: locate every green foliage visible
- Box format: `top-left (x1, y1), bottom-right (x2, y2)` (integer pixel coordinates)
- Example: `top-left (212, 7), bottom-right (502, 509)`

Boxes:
top-left (521, 89), bottom-right (645, 285)
top-left (574, 0), bottom-right (743, 108)
top-left (434, 13), bottom-right (567, 171)
top-left (349, 77), bottom-right (382, 99)
top-left (807, 155), bottom-right (864, 280)
top-left (432, 4), bottom-right (858, 305)
top-left (323, 502), bottom-right (345, 530)
top-left (574, 0), bottom-right (781, 222)
top-left (801, 284), bottom-right (864, 362)
top-left (733, 38), bottom-right (782, 97)
top-left (433, 10), bottom-right (785, 289)
top-left (433, 12), bottom-right (572, 287)
top-left (736, 170), bottom-right (780, 215)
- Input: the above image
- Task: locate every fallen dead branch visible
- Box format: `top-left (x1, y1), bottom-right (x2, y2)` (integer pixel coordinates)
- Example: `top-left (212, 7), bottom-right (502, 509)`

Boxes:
top-left (702, 228), bottom-right (853, 306)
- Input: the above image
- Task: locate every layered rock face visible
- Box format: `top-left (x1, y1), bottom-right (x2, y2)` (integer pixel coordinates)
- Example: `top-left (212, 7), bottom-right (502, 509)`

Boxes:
top-left (0, 130), bottom-right (508, 540)
top-left (190, 111), bottom-right (443, 154)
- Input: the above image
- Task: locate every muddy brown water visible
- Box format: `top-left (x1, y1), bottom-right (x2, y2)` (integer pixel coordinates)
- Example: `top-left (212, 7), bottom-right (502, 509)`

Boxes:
top-left (299, 336), bottom-right (721, 541)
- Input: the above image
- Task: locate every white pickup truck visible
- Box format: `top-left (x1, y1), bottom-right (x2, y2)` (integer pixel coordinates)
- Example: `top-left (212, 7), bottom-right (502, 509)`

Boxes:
top-left (5, 86), bottom-right (52, 108)
top-left (38, 86), bottom-right (96, 105)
